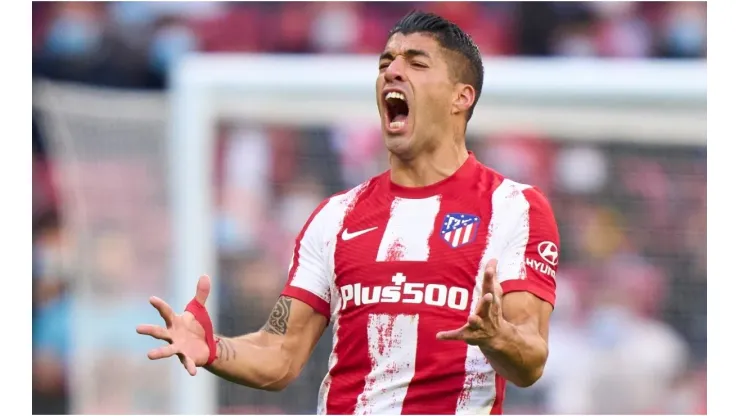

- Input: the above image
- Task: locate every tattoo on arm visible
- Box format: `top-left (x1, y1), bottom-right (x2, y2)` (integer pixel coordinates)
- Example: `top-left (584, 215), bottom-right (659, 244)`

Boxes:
top-left (261, 296), bottom-right (292, 335)
top-left (216, 337), bottom-right (236, 362)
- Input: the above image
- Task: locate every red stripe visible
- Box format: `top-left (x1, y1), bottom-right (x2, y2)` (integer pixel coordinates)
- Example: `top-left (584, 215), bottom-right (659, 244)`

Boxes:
top-left (400, 315), bottom-right (469, 414)
top-left (281, 286), bottom-right (330, 320)
top-left (490, 374), bottom-right (506, 414)
top-left (518, 187), bottom-right (559, 307)
top-left (501, 279), bottom-right (555, 308)
top-left (325, 312), bottom-right (372, 414)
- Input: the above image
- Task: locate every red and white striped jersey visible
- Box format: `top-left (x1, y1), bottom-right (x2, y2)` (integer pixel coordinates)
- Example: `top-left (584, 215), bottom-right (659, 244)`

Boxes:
top-left (281, 153), bottom-right (559, 415)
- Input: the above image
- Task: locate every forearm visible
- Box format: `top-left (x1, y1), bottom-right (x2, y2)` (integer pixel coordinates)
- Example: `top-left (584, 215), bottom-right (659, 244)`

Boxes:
top-left (480, 321), bottom-right (548, 388)
top-left (205, 331), bottom-right (296, 391)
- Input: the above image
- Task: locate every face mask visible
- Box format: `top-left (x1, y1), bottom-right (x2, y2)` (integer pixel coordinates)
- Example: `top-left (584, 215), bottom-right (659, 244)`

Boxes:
top-left (45, 15), bottom-right (102, 57)
top-left (109, 2), bottom-right (156, 27)
top-left (149, 26), bottom-right (197, 74)
top-left (666, 18), bottom-right (705, 56)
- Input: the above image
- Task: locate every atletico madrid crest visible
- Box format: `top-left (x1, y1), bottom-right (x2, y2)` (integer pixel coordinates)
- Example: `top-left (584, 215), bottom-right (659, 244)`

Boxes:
top-left (440, 213), bottom-right (481, 248)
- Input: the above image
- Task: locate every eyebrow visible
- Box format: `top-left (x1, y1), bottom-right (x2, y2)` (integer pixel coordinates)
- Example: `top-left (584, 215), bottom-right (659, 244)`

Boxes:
top-left (379, 49), bottom-right (431, 62)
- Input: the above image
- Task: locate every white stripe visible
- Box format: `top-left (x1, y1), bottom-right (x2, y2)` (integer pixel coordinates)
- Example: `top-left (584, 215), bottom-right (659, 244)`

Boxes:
top-left (316, 227), bottom-right (346, 414)
top-left (496, 180), bottom-right (532, 283)
top-left (376, 196), bottom-right (440, 262)
top-left (452, 227), bottom-right (463, 247)
top-left (462, 223), bottom-right (474, 244)
top-left (456, 179), bottom-right (532, 414)
top-left (355, 314), bottom-right (419, 414)
top-left (445, 231), bottom-right (452, 242)
top-left (289, 182), bottom-right (368, 301)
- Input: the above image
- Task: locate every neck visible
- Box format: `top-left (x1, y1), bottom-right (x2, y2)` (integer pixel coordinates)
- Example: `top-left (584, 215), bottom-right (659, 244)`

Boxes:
top-left (389, 139), bottom-right (469, 188)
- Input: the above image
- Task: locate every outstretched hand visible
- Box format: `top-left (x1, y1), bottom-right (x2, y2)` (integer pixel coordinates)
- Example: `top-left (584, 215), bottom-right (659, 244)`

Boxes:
top-left (436, 259), bottom-right (507, 347)
top-left (136, 275), bottom-right (214, 375)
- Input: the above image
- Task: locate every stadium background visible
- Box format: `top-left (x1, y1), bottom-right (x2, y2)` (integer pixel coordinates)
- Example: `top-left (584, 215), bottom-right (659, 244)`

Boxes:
top-left (31, 1), bottom-right (707, 415)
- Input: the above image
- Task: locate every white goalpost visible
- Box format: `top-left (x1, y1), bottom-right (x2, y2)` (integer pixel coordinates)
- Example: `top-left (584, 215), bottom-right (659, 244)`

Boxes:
top-left (169, 54), bottom-right (706, 415)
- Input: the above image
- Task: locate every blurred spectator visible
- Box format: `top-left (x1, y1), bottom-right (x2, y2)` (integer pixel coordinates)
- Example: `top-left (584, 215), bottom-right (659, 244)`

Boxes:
top-left (270, 2), bottom-right (315, 53)
top-left (550, 4), bottom-right (599, 57)
top-left (554, 145), bottom-right (608, 195)
top-left (657, 2), bottom-right (707, 58)
top-left (540, 261), bottom-right (688, 414)
top-left (591, 1), bottom-right (653, 58)
top-left (147, 15), bottom-right (200, 86)
top-left (32, 212), bottom-right (71, 415)
top-left (216, 126), bottom-right (272, 254)
top-left (310, 2), bottom-right (361, 53)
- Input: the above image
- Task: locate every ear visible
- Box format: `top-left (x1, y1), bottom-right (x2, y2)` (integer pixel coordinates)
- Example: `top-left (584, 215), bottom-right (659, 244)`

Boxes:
top-left (451, 84), bottom-right (476, 116)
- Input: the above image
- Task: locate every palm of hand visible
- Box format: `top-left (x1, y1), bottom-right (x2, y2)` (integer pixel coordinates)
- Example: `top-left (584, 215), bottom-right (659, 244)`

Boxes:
top-left (169, 312), bottom-right (210, 367)
top-left (436, 259), bottom-right (505, 345)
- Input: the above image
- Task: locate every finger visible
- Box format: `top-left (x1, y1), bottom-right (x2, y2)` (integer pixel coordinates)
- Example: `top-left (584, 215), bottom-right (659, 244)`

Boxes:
top-left (493, 277), bottom-right (503, 299)
top-left (136, 324), bottom-right (172, 343)
top-left (467, 314), bottom-right (485, 330)
top-left (481, 259), bottom-right (498, 295)
top-left (150, 296), bottom-right (175, 327)
top-left (147, 344), bottom-right (178, 360)
top-left (194, 275), bottom-right (211, 306)
top-left (475, 292), bottom-right (494, 318)
top-left (436, 326), bottom-right (468, 341)
top-left (179, 353), bottom-right (198, 376)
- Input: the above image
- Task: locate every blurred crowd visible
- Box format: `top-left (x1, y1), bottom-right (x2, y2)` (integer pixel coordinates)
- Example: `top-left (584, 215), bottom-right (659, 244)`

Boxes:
top-left (32, 1), bottom-right (707, 89)
top-left (32, 1), bottom-right (706, 415)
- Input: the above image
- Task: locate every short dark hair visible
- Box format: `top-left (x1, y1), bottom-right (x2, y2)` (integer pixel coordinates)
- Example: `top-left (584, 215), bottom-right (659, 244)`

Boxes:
top-left (388, 11), bottom-right (484, 121)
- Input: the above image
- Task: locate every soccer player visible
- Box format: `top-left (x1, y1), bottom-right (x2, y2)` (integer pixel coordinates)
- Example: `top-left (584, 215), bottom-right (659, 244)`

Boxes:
top-left (137, 11), bottom-right (559, 415)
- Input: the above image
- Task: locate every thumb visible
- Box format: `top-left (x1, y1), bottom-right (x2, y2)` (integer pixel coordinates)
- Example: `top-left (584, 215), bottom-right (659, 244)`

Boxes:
top-left (194, 275), bottom-right (211, 306)
top-left (493, 276), bottom-right (503, 299)
top-left (436, 328), bottom-right (466, 341)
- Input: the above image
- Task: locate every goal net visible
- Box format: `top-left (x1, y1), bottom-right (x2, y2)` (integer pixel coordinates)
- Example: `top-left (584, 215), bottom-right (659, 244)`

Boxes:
top-left (33, 55), bottom-right (706, 415)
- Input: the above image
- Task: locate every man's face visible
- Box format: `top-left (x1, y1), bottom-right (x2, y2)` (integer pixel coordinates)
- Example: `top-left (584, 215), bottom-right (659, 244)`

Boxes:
top-left (376, 32), bottom-right (457, 158)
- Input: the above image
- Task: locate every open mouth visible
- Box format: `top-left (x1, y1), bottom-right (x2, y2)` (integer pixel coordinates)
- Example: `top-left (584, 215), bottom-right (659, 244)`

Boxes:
top-left (384, 91), bottom-right (410, 133)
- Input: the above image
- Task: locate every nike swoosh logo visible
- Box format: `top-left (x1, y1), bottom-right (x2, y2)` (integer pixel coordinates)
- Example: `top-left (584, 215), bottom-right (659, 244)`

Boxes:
top-left (341, 227), bottom-right (378, 241)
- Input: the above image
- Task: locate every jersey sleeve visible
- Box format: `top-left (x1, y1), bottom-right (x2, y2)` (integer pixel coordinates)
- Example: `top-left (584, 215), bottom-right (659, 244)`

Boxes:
top-left (280, 198), bottom-right (333, 319)
top-left (498, 187), bottom-right (559, 307)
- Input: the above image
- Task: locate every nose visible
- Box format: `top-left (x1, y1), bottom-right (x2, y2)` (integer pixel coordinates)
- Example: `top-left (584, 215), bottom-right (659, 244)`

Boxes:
top-left (384, 57), bottom-right (407, 84)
